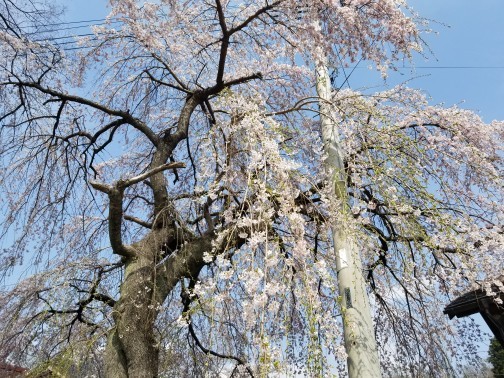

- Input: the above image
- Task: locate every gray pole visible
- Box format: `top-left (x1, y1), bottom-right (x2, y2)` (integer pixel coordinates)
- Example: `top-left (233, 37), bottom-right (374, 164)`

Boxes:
top-left (315, 56), bottom-right (382, 378)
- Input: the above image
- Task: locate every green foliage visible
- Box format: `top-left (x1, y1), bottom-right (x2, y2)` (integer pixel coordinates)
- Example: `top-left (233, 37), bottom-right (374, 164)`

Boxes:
top-left (489, 337), bottom-right (504, 376)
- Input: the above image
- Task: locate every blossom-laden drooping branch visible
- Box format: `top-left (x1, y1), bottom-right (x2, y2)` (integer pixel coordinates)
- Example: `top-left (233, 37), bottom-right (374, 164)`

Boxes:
top-left (0, 1), bottom-right (502, 377)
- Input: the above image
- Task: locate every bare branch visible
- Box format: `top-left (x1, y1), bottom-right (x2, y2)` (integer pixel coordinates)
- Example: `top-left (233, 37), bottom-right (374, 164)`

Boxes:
top-left (124, 215), bottom-right (153, 229)
top-left (118, 162), bottom-right (185, 189)
top-left (143, 69), bottom-right (192, 94)
top-left (3, 80), bottom-right (160, 146)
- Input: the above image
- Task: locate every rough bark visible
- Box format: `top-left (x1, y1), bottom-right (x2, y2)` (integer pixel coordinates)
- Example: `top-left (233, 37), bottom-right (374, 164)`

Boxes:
top-left (104, 231), bottom-right (170, 378)
top-left (104, 330), bottom-right (128, 378)
top-left (102, 221), bottom-right (214, 377)
top-left (104, 278), bottom-right (159, 377)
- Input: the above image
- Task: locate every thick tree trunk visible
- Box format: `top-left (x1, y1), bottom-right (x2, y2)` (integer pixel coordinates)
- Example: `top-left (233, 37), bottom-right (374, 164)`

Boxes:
top-left (104, 330), bottom-right (128, 378)
top-left (102, 225), bottom-right (213, 377)
top-left (104, 255), bottom-right (160, 378)
top-left (103, 229), bottom-right (173, 378)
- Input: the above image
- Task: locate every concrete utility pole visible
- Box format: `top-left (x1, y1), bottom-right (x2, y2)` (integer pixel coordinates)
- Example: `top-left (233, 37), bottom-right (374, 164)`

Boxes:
top-left (315, 56), bottom-right (382, 378)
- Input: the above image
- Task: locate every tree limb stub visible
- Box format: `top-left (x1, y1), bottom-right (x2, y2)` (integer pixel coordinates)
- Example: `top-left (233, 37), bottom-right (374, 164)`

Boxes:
top-left (89, 162), bottom-right (185, 193)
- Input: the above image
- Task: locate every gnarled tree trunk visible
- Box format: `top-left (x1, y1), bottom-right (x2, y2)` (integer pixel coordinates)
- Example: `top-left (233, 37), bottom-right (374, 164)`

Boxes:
top-left (104, 233), bottom-right (167, 378)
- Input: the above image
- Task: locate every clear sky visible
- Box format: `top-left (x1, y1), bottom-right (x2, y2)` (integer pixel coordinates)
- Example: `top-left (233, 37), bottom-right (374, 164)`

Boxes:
top-left (55, 0), bottom-right (502, 365)
top-left (411, 0), bottom-right (504, 124)
top-left (349, 0), bottom-right (504, 123)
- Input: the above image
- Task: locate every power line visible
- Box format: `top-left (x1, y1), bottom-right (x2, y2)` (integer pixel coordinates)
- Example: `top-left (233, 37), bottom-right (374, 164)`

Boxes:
top-left (23, 18), bottom-right (112, 29)
top-left (401, 66), bottom-right (504, 69)
top-left (33, 33), bottom-right (96, 43)
top-left (25, 20), bottom-right (122, 36)
top-left (346, 65), bottom-right (504, 70)
top-left (11, 18), bottom-right (504, 69)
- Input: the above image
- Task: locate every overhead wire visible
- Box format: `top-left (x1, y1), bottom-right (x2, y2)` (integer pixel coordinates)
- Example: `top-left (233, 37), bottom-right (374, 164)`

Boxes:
top-left (22, 18), bottom-right (112, 29)
top-left (7, 16), bottom-right (122, 52)
top-left (8, 17), bottom-right (504, 68)
top-left (355, 66), bottom-right (504, 70)
top-left (25, 20), bottom-right (122, 36)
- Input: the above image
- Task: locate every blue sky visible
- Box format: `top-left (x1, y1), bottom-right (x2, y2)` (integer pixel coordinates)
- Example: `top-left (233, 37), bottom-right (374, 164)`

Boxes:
top-left (413, 0), bottom-right (504, 117)
top-left (352, 0), bottom-right (504, 123)
top-left (55, 0), bottom-right (501, 364)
